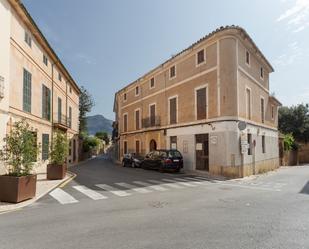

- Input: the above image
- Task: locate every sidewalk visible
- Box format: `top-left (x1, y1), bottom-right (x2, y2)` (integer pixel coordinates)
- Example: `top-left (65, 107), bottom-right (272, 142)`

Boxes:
top-left (0, 165), bottom-right (74, 214)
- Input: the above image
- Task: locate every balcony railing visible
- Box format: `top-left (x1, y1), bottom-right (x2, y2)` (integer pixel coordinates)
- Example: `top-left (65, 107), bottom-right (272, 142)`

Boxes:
top-left (142, 116), bottom-right (161, 128)
top-left (53, 113), bottom-right (71, 129)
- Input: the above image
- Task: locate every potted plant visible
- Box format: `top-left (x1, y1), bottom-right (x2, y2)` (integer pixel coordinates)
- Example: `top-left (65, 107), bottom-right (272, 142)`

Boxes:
top-left (47, 130), bottom-right (68, 180)
top-left (0, 120), bottom-right (39, 203)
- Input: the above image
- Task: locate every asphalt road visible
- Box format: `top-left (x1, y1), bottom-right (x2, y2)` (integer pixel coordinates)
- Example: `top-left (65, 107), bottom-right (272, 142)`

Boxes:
top-left (0, 156), bottom-right (308, 249)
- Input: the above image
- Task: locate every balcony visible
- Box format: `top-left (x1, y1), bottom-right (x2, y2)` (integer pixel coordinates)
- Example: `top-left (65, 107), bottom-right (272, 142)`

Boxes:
top-left (142, 116), bottom-right (161, 128)
top-left (53, 113), bottom-right (71, 130)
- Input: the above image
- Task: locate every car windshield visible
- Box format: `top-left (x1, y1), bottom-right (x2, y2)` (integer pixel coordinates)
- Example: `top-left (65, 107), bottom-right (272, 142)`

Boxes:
top-left (168, 150), bottom-right (182, 158)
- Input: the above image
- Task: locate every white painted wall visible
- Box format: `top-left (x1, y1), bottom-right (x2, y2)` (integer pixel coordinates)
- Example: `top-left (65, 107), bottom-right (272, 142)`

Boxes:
top-left (0, 0), bottom-right (11, 174)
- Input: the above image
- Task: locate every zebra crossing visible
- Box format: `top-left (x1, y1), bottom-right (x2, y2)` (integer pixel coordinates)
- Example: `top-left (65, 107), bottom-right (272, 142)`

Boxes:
top-left (47, 176), bottom-right (287, 205)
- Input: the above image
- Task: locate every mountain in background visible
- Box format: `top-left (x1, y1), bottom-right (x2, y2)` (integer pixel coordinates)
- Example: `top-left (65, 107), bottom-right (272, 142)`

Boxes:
top-left (86, 115), bottom-right (113, 135)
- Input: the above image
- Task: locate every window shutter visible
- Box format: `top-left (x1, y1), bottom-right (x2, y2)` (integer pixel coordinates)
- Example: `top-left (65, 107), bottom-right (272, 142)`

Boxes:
top-left (169, 98), bottom-right (177, 124)
top-left (196, 87), bottom-right (207, 120)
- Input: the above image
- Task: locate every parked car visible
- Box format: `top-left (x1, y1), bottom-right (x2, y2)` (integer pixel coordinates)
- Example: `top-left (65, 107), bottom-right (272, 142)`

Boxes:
top-left (122, 153), bottom-right (144, 168)
top-left (141, 150), bottom-right (183, 173)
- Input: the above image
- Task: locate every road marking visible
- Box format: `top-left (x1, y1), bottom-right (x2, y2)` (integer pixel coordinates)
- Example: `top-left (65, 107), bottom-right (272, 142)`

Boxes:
top-left (73, 185), bottom-right (108, 200)
top-left (162, 178), bottom-right (196, 187)
top-left (96, 184), bottom-right (132, 197)
top-left (133, 181), bottom-right (168, 191)
top-left (148, 180), bottom-right (184, 189)
top-left (183, 177), bottom-right (210, 185)
top-left (115, 182), bottom-right (152, 193)
top-left (49, 188), bottom-right (78, 205)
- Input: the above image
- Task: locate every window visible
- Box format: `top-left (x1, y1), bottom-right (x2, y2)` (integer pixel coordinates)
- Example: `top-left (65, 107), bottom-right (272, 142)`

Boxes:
top-left (42, 85), bottom-right (51, 121)
top-left (196, 87), bottom-right (207, 120)
top-left (23, 69), bottom-right (32, 113)
top-left (271, 105), bottom-right (275, 120)
top-left (150, 104), bottom-right (156, 126)
top-left (135, 109), bottom-right (140, 130)
top-left (69, 86), bottom-right (72, 93)
top-left (170, 65), bottom-right (176, 79)
top-left (42, 134), bottom-right (49, 160)
top-left (43, 55), bottom-right (48, 66)
top-left (260, 67), bottom-right (264, 79)
top-left (150, 77), bottom-right (155, 89)
top-left (246, 88), bottom-right (251, 120)
top-left (261, 98), bottom-right (265, 123)
top-left (170, 136), bottom-right (177, 150)
top-left (135, 86), bottom-right (139, 96)
top-left (58, 97), bottom-right (62, 123)
top-left (247, 133), bottom-right (252, 155)
top-left (68, 106), bottom-right (72, 128)
top-left (123, 141), bottom-right (128, 155)
top-left (246, 50), bottom-right (250, 65)
top-left (169, 96), bottom-right (177, 124)
top-left (123, 113), bottom-right (128, 132)
top-left (58, 73), bottom-right (62, 82)
top-left (262, 135), bottom-right (266, 154)
top-left (197, 49), bottom-right (205, 65)
top-left (135, 140), bottom-right (140, 155)
top-left (24, 31), bottom-right (32, 47)
top-left (123, 93), bottom-right (127, 101)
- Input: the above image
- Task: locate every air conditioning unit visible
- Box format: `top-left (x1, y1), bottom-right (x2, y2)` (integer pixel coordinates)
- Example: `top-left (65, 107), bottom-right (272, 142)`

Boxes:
top-left (0, 76), bottom-right (4, 99)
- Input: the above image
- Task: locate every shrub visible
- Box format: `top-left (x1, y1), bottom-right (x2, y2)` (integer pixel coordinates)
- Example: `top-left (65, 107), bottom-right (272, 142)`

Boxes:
top-left (83, 136), bottom-right (100, 153)
top-left (0, 119), bottom-right (39, 176)
top-left (50, 130), bottom-right (68, 165)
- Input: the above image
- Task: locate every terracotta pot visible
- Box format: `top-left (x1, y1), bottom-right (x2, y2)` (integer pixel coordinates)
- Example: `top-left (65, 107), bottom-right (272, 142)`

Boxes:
top-left (0, 175), bottom-right (37, 203)
top-left (47, 164), bottom-right (67, 180)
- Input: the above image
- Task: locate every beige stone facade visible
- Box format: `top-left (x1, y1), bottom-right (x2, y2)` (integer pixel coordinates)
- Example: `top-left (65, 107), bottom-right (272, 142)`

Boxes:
top-left (113, 26), bottom-right (281, 178)
top-left (0, 0), bottom-right (80, 174)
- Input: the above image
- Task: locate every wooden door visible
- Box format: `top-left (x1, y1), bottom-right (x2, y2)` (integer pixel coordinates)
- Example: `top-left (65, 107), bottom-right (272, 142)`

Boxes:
top-left (195, 134), bottom-right (209, 171)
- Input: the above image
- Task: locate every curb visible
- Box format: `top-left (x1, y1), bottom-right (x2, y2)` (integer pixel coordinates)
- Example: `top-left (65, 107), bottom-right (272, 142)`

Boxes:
top-left (0, 171), bottom-right (76, 215)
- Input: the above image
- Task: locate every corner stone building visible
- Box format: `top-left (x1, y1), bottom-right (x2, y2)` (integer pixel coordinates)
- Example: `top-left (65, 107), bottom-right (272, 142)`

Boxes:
top-left (113, 26), bottom-right (281, 178)
top-left (0, 0), bottom-right (80, 174)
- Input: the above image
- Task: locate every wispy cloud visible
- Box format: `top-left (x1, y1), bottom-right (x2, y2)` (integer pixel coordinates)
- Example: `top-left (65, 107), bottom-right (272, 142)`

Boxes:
top-left (273, 41), bottom-right (303, 66)
top-left (75, 53), bottom-right (97, 65)
top-left (277, 0), bottom-right (309, 32)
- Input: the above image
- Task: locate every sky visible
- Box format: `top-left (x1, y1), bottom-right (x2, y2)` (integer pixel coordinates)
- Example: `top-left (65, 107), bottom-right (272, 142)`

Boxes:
top-left (22, 0), bottom-right (309, 120)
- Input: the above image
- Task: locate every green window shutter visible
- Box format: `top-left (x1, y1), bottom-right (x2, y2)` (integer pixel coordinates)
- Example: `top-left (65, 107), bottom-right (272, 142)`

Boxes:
top-left (23, 69), bottom-right (32, 113)
top-left (42, 85), bottom-right (51, 121)
top-left (42, 134), bottom-right (49, 160)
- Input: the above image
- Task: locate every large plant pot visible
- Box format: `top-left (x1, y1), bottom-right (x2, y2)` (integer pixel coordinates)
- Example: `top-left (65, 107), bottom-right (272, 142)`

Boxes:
top-left (47, 164), bottom-right (67, 180)
top-left (0, 175), bottom-right (37, 203)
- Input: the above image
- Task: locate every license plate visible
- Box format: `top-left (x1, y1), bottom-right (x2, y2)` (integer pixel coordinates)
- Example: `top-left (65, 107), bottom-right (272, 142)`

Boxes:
top-left (173, 159), bottom-right (179, 162)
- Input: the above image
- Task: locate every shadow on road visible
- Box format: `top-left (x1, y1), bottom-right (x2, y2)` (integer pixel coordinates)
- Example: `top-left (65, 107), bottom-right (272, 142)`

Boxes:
top-left (300, 181), bottom-right (309, 195)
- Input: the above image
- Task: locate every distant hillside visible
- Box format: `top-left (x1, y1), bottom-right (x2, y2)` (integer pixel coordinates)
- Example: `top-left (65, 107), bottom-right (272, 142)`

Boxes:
top-left (86, 115), bottom-right (113, 135)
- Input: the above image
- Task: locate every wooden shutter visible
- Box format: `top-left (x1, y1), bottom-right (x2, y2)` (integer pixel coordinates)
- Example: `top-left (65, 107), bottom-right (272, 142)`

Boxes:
top-left (196, 87), bottom-right (207, 120)
top-left (42, 134), bottom-right (49, 160)
top-left (23, 69), bottom-right (32, 113)
top-left (150, 105), bottom-right (155, 126)
top-left (136, 140), bottom-right (140, 155)
top-left (124, 114), bottom-right (128, 132)
top-left (135, 110), bottom-right (140, 130)
top-left (169, 98), bottom-right (177, 124)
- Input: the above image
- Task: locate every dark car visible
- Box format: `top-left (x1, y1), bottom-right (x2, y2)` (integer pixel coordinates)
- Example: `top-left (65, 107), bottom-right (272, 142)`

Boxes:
top-left (141, 150), bottom-right (183, 173)
top-left (122, 153), bottom-right (144, 168)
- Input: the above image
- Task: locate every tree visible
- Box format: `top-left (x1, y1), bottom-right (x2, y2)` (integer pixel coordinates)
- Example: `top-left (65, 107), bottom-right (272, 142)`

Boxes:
top-left (95, 131), bottom-right (110, 145)
top-left (50, 130), bottom-right (68, 165)
top-left (0, 120), bottom-right (39, 176)
top-left (79, 86), bottom-right (94, 136)
top-left (279, 104), bottom-right (309, 143)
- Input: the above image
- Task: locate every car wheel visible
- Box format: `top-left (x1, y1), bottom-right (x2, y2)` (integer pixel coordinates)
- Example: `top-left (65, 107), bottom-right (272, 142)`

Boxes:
top-left (175, 168), bottom-right (180, 173)
top-left (159, 165), bottom-right (164, 173)
top-left (131, 162), bottom-right (136, 168)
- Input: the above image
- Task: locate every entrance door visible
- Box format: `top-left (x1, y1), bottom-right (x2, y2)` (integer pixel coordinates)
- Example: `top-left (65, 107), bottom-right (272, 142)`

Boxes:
top-left (195, 134), bottom-right (209, 171)
top-left (149, 139), bottom-right (157, 151)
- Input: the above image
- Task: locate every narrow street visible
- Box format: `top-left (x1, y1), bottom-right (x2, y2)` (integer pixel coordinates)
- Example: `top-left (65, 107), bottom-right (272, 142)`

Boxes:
top-left (0, 157), bottom-right (308, 249)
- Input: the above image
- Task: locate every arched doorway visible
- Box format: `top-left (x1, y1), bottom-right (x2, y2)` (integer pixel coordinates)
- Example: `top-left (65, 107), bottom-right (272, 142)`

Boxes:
top-left (149, 139), bottom-right (157, 151)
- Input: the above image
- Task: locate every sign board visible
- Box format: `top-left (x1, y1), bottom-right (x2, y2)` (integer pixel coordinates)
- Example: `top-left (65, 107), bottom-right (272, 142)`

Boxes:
top-left (183, 140), bottom-right (188, 153)
top-left (171, 143), bottom-right (177, 150)
top-left (196, 143), bottom-right (203, 150)
top-left (240, 132), bottom-right (248, 154)
top-left (210, 135), bottom-right (218, 145)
